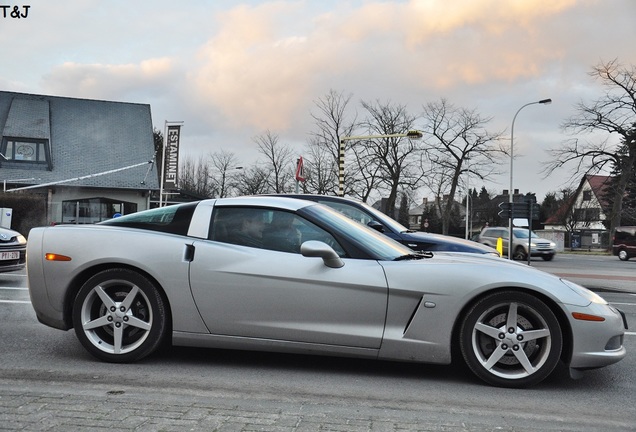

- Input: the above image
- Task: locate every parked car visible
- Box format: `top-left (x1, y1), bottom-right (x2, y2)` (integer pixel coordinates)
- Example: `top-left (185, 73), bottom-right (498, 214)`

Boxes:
top-left (272, 194), bottom-right (500, 256)
top-left (478, 226), bottom-right (556, 261)
top-left (0, 226), bottom-right (27, 273)
top-left (26, 196), bottom-right (626, 388)
top-left (612, 226), bottom-right (636, 261)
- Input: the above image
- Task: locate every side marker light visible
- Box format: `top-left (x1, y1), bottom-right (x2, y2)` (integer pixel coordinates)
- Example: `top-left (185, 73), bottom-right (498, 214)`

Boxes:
top-left (572, 312), bottom-right (605, 322)
top-left (45, 253), bottom-right (72, 261)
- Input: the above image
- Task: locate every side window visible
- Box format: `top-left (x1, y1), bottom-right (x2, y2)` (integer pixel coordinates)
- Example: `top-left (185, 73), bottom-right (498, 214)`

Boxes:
top-left (493, 229), bottom-right (507, 239)
top-left (210, 207), bottom-right (346, 256)
top-left (210, 207), bottom-right (267, 248)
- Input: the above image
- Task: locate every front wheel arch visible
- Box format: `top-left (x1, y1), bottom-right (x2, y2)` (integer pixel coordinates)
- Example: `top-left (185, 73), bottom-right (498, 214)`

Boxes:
top-left (451, 288), bottom-right (573, 378)
top-left (458, 290), bottom-right (564, 387)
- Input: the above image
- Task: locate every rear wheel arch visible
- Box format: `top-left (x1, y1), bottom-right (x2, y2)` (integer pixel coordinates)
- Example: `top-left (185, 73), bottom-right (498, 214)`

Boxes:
top-left (71, 267), bottom-right (173, 362)
top-left (63, 264), bottom-right (172, 333)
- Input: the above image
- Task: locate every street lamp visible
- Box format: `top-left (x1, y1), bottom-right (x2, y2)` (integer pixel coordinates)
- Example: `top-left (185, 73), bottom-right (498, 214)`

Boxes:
top-left (508, 98), bottom-right (551, 259)
top-left (338, 130), bottom-right (423, 197)
top-left (464, 158), bottom-right (471, 240)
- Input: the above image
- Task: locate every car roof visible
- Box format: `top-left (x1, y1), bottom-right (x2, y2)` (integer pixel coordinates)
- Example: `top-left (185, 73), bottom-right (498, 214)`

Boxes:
top-left (207, 196), bottom-right (318, 212)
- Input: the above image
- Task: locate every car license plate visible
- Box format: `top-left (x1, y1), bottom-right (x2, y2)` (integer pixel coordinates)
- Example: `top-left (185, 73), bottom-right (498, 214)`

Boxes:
top-left (0, 251), bottom-right (19, 260)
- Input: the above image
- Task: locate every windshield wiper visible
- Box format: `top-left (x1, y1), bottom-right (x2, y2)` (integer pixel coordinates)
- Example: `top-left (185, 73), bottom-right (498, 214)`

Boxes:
top-left (393, 252), bottom-right (432, 261)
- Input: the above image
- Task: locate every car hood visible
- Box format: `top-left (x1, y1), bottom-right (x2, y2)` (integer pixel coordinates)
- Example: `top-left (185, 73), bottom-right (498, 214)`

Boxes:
top-left (378, 252), bottom-right (592, 307)
top-left (400, 230), bottom-right (497, 253)
top-left (0, 227), bottom-right (25, 243)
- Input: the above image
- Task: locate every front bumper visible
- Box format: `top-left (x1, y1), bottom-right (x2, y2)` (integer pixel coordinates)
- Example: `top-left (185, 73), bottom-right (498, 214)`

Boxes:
top-left (565, 302), bottom-right (627, 369)
top-left (529, 247), bottom-right (556, 257)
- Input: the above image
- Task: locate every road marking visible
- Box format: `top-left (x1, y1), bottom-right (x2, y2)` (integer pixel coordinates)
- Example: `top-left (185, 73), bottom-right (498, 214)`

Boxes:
top-left (0, 299), bottom-right (30, 304)
top-left (626, 332), bottom-right (636, 336)
top-left (0, 287), bottom-right (28, 291)
top-left (556, 272), bottom-right (636, 281)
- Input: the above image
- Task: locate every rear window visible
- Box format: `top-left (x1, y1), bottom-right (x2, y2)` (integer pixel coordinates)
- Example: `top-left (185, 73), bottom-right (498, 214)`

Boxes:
top-left (99, 202), bottom-right (197, 236)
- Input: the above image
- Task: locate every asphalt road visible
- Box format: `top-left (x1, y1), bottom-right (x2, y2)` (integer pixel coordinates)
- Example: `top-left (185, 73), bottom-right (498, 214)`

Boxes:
top-left (1, 257), bottom-right (635, 431)
top-left (531, 252), bottom-right (636, 293)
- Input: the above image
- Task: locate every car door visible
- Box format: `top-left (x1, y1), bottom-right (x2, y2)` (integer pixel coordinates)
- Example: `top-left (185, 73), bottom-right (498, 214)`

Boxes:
top-left (188, 206), bottom-right (389, 349)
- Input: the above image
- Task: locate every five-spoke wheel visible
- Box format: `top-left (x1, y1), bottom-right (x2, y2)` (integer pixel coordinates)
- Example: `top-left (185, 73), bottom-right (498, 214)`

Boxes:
top-left (72, 268), bottom-right (167, 362)
top-left (460, 291), bottom-right (562, 387)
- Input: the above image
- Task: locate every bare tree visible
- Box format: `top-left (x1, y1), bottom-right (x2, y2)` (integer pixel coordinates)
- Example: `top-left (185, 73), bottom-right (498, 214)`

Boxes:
top-left (307, 90), bottom-right (357, 196)
top-left (421, 99), bottom-right (505, 234)
top-left (235, 165), bottom-right (270, 196)
top-left (208, 150), bottom-right (241, 198)
top-left (545, 59), bottom-right (636, 237)
top-left (348, 143), bottom-right (384, 202)
top-left (303, 137), bottom-right (337, 194)
top-left (356, 99), bottom-right (422, 213)
top-left (254, 131), bottom-right (294, 193)
top-left (178, 154), bottom-right (214, 198)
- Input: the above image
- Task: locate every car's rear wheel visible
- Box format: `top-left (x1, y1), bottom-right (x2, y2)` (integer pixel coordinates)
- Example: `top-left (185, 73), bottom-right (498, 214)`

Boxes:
top-left (72, 268), bottom-right (167, 363)
top-left (512, 246), bottom-right (527, 261)
top-left (618, 249), bottom-right (629, 261)
top-left (459, 291), bottom-right (562, 388)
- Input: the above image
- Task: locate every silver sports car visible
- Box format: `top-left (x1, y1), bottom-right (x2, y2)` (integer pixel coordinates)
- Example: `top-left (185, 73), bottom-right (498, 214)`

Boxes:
top-left (26, 196), bottom-right (627, 388)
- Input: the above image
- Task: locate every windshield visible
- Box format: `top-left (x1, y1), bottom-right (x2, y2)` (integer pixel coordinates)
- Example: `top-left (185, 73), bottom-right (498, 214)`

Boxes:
top-left (301, 204), bottom-right (413, 260)
top-left (318, 199), bottom-right (409, 233)
top-left (513, 229), bottom-right (539, 239)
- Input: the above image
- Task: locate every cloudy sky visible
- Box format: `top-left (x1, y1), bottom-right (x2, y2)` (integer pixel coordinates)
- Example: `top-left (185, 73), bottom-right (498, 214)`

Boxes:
top-left (2, 0), bottom-right (634, 201)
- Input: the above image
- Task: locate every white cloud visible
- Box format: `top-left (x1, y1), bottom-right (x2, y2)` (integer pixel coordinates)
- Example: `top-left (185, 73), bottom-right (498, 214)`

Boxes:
top-left (1, 0), bottom-right (635, 199)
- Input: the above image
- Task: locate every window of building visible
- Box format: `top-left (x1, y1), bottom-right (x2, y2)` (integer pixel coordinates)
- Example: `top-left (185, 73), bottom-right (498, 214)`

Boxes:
top-left (2, 138), bottom-right (48, 163)
top-left (582, 190), bottom-right (592, 201)
top-left (61, 198), bottom-right (137, 224)
top-left (574, 207), bottom-right (601, 221)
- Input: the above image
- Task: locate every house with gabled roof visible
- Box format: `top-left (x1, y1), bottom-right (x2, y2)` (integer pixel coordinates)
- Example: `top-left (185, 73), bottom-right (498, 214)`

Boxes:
top-left (544, 174), bottom-right (612, 249)
top-left (0, 91), bottom-right (159, 230)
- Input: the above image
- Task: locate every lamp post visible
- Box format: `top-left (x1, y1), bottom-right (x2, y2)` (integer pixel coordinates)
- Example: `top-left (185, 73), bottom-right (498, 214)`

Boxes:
top-left (508, 98), bottom-right (551, 259)
top-left (464, 158), bottom-right (471, 240)
top-left (338, 130), bottom-right (423, 197)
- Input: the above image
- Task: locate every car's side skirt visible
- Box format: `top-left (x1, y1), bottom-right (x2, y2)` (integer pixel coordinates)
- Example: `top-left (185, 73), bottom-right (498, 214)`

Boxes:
top-left (172, 331), bottom-right (380, 360)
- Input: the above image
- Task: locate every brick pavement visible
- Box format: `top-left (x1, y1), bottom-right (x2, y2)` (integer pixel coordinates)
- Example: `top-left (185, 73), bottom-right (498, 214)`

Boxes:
top-left (1, 381), bottom-right (633, 432)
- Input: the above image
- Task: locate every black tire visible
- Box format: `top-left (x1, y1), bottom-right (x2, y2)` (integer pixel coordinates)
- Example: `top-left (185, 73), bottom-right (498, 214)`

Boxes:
top-left (72, 268), bottom-right (168, 363)
top-left (618, 249), bottom-right (629, 261)
top-left (541, 254), bottom-right (554, 261)
top-left (512, 246), bottom-right (527, 261)
top-left (459, 291), bottom-right (562, 388)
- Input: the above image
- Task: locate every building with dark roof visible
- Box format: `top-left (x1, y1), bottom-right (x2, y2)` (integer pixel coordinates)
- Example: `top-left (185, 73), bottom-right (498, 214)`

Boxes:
top-left (0, 91), bottom-right (159, 228)
top-left (544, 174), bottom-right (613, 249)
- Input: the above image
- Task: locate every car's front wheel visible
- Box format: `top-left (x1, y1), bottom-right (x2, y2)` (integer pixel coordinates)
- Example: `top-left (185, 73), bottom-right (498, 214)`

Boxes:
top-left (459, 291), bottom-right (562, 388)
top-left (72, 268), bottom-right (168, 363)
top-left (512, 246), bottom-right (527, 261)
top-left (618, 249), bottom-right (630, 261)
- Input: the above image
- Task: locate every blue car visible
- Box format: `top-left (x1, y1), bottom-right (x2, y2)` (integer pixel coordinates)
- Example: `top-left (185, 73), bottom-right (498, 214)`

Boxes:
top-left (273, 194), bottom-right (500, 256)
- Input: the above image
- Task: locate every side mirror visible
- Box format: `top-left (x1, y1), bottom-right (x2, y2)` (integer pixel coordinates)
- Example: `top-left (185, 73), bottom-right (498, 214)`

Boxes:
top-left (300, 240), bottom-right (344, 268)
top-left (367, 221), bottom-right (384, 233)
